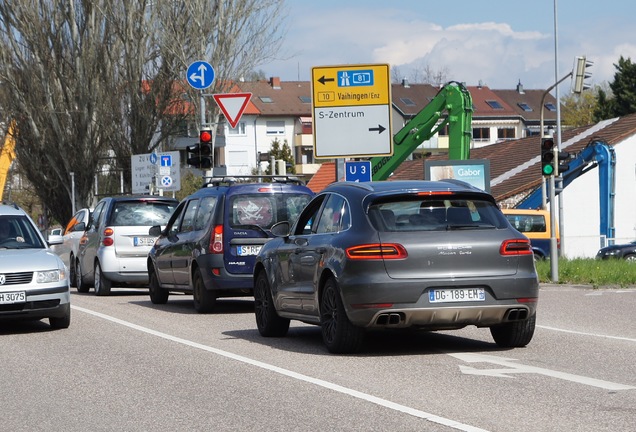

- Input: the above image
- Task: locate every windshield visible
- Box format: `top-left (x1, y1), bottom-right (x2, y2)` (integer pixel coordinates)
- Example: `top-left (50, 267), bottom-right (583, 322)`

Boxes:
top-left (109, 201), bottom-right (177, 226)
top-left (0, 215), bottom-right (45, 249)
top-left (369, 197), bottom-right (508, 232)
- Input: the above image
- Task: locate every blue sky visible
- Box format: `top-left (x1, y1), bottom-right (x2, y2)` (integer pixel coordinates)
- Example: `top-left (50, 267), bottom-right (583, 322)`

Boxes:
top-left (259, 0), bottom-right (636, 91)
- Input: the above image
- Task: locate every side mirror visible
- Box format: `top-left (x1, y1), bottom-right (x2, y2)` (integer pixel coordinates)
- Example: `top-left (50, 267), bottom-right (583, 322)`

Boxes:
top-left (73, 222), bottom-right (86, 232)
top-left (270, 221), bottom-right (290, 237)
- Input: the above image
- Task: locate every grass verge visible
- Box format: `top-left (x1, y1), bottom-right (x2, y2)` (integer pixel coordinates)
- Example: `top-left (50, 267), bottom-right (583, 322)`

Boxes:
top-left (535, 258), bottom-right (636, 288)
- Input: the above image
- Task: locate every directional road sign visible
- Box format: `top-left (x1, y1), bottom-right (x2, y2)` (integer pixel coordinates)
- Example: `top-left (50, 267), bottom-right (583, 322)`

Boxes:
top-left (312, 63), bottom-right (392, 158)
top-left (131, 151), bottom-right (181, 193)
top-left (187, 61), bottom-right (215, 90)
top-left (213, 93), bottom-right (252, 128)
top-left (344, 161), bottom-right (372, 182)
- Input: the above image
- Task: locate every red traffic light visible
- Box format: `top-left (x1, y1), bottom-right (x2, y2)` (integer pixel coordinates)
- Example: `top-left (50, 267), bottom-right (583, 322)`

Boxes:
top-left (200, 129), bottom-right (212, 143)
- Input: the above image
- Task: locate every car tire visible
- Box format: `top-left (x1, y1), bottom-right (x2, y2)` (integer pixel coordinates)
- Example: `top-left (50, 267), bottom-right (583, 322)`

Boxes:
top-left (94, 262), bottom-right (112, 296)
top-left (490, 313), bottom-right (536, 347)
top-left (49, 304), bottom-right (71, 329)
top-left (624, 254), bottom-right (636, 262)
top-left (69, 254), bottom-right (77, 288)
top-left (192, 268), bottom-right (216, 313)
top-left (149, 268), bottom-right (169, 304)
top-left (254, 270), bottom-right (290, 337)
top-left (320, 277), bottom-right (365, 354)
top-left (75, 259), bottom-right (90, 293)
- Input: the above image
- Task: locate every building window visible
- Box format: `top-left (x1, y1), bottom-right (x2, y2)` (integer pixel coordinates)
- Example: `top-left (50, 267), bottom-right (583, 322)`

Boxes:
top-left (497, 128), bottom-right (515, 139)
top-left (473, 127), bottom-right (490, 140)
top-left (544, 103), bottom-right (557, 111)
top-left (266, 120), bottom-right (285, 135)
top-left (485, 100), bottom-right (504, 109)
top-left (299, 96), bottom-right (311, 103)
top-left (400, 97), bottom-right (416, 106)
top-left (517, 103), bottom-right (533, 112)
top-left (438, 124), bottom-right (449, 136)
top-left (228, 122), bottom-right (246, 136)
top-left (259, 96), bottom-right (273, 103)
top-left (295, 146), bottom-right (314, 164)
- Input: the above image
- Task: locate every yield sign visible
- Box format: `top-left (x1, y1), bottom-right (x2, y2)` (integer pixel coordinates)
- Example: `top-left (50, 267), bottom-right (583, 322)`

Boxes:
top-left (213, 92), bottom-right (252, 128)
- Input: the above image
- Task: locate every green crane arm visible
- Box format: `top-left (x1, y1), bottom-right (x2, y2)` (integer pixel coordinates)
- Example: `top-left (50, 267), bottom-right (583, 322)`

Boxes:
top-left (370, 81), bottom-right (473, 181)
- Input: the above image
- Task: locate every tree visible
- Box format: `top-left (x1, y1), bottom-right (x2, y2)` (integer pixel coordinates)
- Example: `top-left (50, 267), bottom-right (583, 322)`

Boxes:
top-left (0, 0), bottom-right (287, 225)
top-left (391, 62), bottom-right (450, 86)
top-left (594, 56), bottom-right (636, 120)
top-left (561, 85), bottom-right (604, 128)
top-left (264, 138), bottom-right (295, 175)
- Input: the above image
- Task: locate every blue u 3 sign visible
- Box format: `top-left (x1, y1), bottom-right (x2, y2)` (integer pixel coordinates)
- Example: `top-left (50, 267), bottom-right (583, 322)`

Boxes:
top-left (345, 161), bottom-right (372, 182)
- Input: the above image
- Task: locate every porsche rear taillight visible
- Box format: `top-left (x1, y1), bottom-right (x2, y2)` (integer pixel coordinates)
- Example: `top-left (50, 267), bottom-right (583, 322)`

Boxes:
top-left (346, 243), bottom-right (407, 260)
top-left (500, 239), bottom-right (533, 256)
top-left (209, 224), bottom-right (223, 253)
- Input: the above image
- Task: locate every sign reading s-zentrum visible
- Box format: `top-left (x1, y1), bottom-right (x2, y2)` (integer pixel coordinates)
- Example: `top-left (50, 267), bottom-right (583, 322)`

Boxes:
top-left (311, 64), bottom-right (392, 158)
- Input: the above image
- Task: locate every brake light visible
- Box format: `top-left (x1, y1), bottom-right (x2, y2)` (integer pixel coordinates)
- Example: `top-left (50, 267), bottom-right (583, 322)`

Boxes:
top-left (500, 239), bottom-right (533, 256)
top-left (210, 224), bottom-right (223, 253)
top-left (102, 227), bottom-right (114, 247)
top-left (416, 191), bottom-right (453, 196)
top-left (346, 243), bottom-right (407, 260)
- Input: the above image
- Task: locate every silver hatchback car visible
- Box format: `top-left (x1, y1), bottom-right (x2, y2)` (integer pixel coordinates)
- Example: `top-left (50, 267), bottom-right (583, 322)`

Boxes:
top-left (254, 180), bottom-right (539, 353)
top-left (0, 203), bottom-right (70, 329)
top-left (76, 196), bottom-right (177, 295)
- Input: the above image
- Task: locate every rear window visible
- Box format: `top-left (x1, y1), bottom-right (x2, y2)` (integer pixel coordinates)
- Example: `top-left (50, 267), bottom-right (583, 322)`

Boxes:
top-left (505, 213), bottom-right (547, 233)
top-left (369, 197), bottom-right (508, 232)
top-left (109, 201), bottom-right (177, 226)
top-left (229, 193), bottom-right (311, 229)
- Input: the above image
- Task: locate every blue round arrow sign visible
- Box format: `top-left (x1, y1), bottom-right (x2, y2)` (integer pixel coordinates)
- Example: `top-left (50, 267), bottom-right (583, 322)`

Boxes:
top-left (187, 61), bottom-right (215, 90)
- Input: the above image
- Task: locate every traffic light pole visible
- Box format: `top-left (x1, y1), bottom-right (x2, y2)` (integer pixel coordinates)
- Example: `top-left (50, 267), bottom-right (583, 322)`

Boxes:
top-left (539, 73), bottom-right (571, 283)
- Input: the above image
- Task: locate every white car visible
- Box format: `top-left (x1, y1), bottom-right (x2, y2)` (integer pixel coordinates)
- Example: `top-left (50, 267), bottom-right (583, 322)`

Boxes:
top-left (0, 203), bottom-right (70, 329)
top-left (53, 208), bottom-right (91, 287)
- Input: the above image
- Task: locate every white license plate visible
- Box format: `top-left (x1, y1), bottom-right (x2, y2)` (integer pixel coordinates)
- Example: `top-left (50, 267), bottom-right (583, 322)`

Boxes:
top-left (134, 237), bottom-right (156, 247)
top-left (237, 245), bottom-right (262, 256)
top-left (0, 291), bottom-right (26, 305)
top-left (429, 288), bottom-right (485, 303)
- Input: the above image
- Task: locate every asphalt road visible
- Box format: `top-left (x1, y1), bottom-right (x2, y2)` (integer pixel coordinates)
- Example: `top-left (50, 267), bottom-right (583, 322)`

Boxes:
top-left (1, 284), bottom-right (634, 432)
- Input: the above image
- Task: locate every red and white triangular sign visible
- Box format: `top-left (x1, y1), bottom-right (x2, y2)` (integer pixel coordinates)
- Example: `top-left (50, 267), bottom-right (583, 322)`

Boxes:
top-left (213, 92), bottom-right (252, 128)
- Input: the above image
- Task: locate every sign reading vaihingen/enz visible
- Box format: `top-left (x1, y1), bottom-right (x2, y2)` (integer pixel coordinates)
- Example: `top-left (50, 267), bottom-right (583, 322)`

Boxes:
top-left (311, 63), bottom-right (392, 158)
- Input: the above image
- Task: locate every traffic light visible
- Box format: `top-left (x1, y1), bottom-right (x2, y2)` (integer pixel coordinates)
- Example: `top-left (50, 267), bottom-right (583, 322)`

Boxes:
top-left (556, 150), bottom-right (572, 176)
top-left (572, 55), bottom-right (593, 94)
top-left (540, 137), bottom-right (555, 176)
top-left (187, 128), bottom-right (212, 168)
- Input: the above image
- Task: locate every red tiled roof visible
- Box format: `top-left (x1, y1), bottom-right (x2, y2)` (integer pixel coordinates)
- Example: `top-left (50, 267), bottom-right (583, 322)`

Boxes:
top-left (306, 162), bottom-right (336, 192)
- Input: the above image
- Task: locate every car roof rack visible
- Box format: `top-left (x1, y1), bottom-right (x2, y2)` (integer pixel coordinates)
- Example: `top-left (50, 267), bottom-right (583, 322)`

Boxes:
top-left (201, 175), bottom-right (305, 188)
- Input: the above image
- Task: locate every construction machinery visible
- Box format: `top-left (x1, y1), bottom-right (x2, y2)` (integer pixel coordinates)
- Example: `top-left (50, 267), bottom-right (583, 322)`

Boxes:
top-left (370, 81), bottom-right (473, 181)
top-left (516, 139), bottom-right (616, 244)
top-left (0, 121), bottom-right (17, 201)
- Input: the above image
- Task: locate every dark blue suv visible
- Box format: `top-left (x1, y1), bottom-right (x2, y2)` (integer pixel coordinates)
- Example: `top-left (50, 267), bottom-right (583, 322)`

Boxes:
top-left (147, 176), bottom-right (313, 312)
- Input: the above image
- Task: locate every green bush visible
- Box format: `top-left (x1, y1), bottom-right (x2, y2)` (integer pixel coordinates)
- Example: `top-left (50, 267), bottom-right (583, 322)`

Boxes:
top-left (535, 258), bottom-right (636, 288)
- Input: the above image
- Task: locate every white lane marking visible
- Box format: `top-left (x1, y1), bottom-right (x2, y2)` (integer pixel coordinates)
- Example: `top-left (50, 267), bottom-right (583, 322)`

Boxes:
top-left (449, 352), bottom-right (635, 391)
top-left (537, 324), bottom-right (636, 343)
top-left (72, 305), bottom-right (489, 432)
